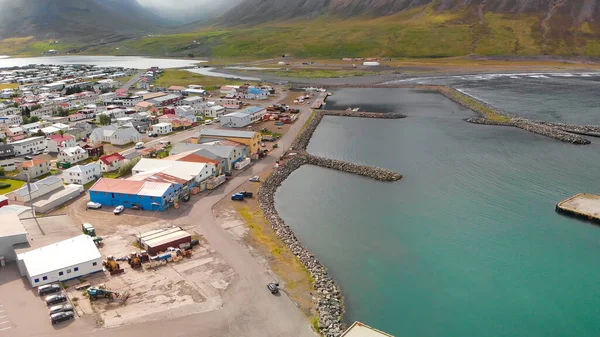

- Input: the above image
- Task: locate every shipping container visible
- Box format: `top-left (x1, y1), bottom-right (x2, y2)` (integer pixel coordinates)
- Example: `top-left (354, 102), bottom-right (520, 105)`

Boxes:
top-left (234, 158), bottom-right (251, 170)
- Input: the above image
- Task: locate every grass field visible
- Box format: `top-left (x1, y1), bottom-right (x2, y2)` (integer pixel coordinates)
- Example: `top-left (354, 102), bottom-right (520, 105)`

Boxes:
top-left (153, 69), bottom-right (247, 90)
top-left (0, 178), bottom-right (25, 195)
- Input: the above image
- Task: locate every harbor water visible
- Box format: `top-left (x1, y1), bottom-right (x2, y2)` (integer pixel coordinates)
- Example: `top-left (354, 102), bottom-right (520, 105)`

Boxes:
top-left (275, 87), bottom-right (600, 337)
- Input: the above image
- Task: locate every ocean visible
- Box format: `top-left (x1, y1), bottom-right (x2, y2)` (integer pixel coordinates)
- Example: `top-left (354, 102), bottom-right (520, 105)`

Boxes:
top-left (275, 86), bottom-right (600, 337)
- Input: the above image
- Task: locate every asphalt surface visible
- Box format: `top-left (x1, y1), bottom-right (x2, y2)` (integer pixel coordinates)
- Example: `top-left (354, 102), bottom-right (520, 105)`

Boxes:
top-left (9, 104), bottom-right (317, 337)
top-left (120, 70), bottom-right (145, 91)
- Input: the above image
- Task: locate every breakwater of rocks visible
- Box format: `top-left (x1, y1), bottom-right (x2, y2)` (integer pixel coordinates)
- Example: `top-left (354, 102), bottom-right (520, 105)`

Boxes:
top-left (258, 110), bottom-right (403, 336)
top-left (465, 117), bottom-right (591, 145)
top-left (293, 110), bottom-right (406, 151)
top-left (306, 154), bottom-right (402, 181)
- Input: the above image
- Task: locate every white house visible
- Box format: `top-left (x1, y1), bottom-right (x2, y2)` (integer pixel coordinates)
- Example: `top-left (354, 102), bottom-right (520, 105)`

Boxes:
top-left (89, 125), bottom-right (142, 145)
top-left (10, 136), bottom-right (47, 155)
top-left (0, 107), bottom-right (20, 117)
top-left (122, 96), bottom-right (143, 107)
top-left (151, 122), bottom-right (172, 135)
top-left (8, 175), bottom-right (62, 202)
top-left (219, 86), bottom-right (238, 95)
top-left (21, 159), bottom-right (51, 178)
top-left (96, 108), bottom-right (126, 123)
top-left (30, 106), bottom-right (55, 118)
top-left (204, 105), bottom-right (225, 118)
top-left (57, 146), bottom-right (89, 164)
top-left (175, 105), bottom-right (200, 117)
top-left (99, 153), bottom-right (126, 172)
top-left (180, 96), bottom-right (205, 107)
top-left (0, 115), bottom-right (23, 125)
top-left (99, 92), bottom-right (116, 103)
top-left (16, 235), bottom-right (102, 287)
top-left (220, 106), bottom-right (266, 128)
top-left (63, 162), bottom-right (101, 185)
top-left (46, 133), bottom-right (76, 153)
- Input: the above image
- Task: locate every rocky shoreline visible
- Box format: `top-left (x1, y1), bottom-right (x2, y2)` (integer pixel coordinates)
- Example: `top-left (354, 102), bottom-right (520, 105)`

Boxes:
top-left (258, 110), bottom-right (404, 336)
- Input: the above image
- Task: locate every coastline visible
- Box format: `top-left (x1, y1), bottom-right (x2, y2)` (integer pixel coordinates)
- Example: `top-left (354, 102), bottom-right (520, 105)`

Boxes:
top-left (258, 110), bottom-right (403, 337)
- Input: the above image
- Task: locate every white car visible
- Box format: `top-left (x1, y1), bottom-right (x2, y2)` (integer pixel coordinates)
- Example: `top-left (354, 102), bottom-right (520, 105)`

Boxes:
top-left (86, 202), bottom-right (102, 209)
top-left (204, 120), bottom-right (213, 125)
top-left (113, 205), bottom-right (125, 215)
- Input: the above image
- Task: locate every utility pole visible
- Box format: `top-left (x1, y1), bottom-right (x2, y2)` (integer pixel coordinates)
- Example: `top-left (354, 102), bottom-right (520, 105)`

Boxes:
top-left (25, 171), bottom-right (35, 218)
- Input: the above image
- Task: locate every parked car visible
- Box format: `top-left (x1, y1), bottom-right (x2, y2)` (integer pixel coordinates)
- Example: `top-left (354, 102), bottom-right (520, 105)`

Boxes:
top-left (24, 155), bottom-right (33, 160)
top-left (48, 304), bottom-right (73, 315)
top-left (135, 142), bottom-right (144, 149)
top-left (113, 205), bottom-right (125, 215)
top-left (86, 201), bottom-right (102, 210)
top-left (38, 284), bottom-right (61, 296)
top-left (204, 120), bottom-right (213, 125)
top-left (213, 117), bottom-right (220, 123)
top-left (267, 282), bottom-right (279, 295)
top-left (239, 191), bottom-right (253, 198)
top-left (45, 294), bottom-right (67, 306)
top-left (249, 176), bottom-right (260, 182)
top-left (231, 193), bottom-right (245, 201)
top-left (50, 311), bottom-right (74, 325)
top-left (159, 140), bottom-right (171, 146)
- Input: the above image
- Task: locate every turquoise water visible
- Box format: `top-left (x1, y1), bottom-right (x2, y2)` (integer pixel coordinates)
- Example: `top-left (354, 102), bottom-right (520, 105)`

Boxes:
top-left (275, 88), bottom-right (600, 337)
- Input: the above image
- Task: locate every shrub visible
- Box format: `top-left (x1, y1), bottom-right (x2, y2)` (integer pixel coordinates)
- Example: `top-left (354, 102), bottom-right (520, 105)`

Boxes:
top-left (0, 182), bottom-right (11, 189)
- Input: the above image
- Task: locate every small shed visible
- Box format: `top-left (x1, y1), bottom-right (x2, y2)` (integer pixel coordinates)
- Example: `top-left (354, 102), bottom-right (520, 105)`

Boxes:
top-left (137, 227), bottom-right (191, 254)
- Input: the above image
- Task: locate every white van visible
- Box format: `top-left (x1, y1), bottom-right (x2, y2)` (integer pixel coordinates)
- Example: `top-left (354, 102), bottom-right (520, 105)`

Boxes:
top-left (135, 142), bottom-right (144, 149)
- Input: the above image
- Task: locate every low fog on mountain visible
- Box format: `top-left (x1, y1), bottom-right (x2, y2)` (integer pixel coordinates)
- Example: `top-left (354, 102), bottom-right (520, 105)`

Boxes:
top-left (137, 0), bottom-right (244, 24)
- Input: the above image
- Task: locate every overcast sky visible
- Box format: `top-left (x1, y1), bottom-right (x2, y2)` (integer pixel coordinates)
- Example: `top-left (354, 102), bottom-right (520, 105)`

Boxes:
top-left (137, 0), bottom-right (242, 23)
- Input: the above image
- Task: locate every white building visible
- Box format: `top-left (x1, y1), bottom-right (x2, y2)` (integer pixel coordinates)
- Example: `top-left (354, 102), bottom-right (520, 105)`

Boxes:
top-left (0, 115), bottom-right (23, 125)
top-left (131, 158), bottom-right (215, 184)
top-left (89, 125), bottom-right (142, 145)
top-left (204, 105), bottom-right (225, 118)
top-left (151, 122), bottom-right (172, 135)
top-left (180, 96), bottom-right (205, 107)
top-left (99, 92), bottom-right (116, 103)
top-left (46, 133), bottom-right (76, 153)
top-left (57, 146), bottom-right (89, 164)
top-left (220, 106), bottom-right (266, 128)
top-left (0, 213), bottom-right (28, 262)
top-left (122, 96), bottom-right (143, 107)
top-left (30, 106), bottom-right (55, 118)
top-left (17, 235), bottom-right (103, 287)
top-left (8, 175), bottom-right (62, 202)
top-left (10, 136), bottom-right (47, 155)
top-left (22, 159), bottom-right (51, 178)
top-left (63, 162), bottom-right (101, 185)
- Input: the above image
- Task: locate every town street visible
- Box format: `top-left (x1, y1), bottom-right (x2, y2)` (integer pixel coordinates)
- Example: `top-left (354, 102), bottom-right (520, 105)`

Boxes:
top-left (44, 104), bottom-right (315, 337)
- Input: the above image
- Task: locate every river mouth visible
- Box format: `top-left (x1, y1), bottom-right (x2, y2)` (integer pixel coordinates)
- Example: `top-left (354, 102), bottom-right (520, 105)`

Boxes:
top-left (275, 87), bottom-right (600, 337)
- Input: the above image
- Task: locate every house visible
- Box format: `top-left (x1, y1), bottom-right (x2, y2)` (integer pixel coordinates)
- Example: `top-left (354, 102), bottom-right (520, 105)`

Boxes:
top-left (89, 125), bottom-right (141, 145)
top-left (122, 96), bottom-right (143, 107)
top-left (0, 144), bottom-right (16, 172)
top-left (0, 115), bottom-right (23, 125)
top-left (243, 87), bottom-right (269, 100)
top-left (180, 96), bottom-right (205, 108)
top-left (67, 127), bottom-right (87, 140)
top-left (191, 128), bottom-right (261, 154)
top-left (63, 162), bottom-right (101, 185)
top-left (89, 178), bottom-right (176, 211)
top-left (219, 86), bottom-right (238, 95)
top-left (96, 108), bottom-right (126, 123)
top-left (10, 136), bottom-right (47, 156)
top-left (167, 85), bottom-right (185, 94)
top-left (220, 106), bottom-right (266, 128)
top-left (99, 153), bottom-right (126, 172)
top-left (46, 133), bottom-right (76, 153)
top-left (212, 98), bottom-right (242, 109)
top-left (57, 146), bottom-right (89, 164)
top-left (147, 94), bottom-right (180, 107)
top-left (150, 122), bottom-right (172, 135)
top-left (175, 105), bottom-right (200, 118)
top-left (99, 92), bottom-right (116, 103)
top-left (204, 104), bottom-right (225, 118)
top-left (82, 143), bottom-right (104, 158)
top-left (8, 175), bottom-right (62, 202)
top-left (30, 106), bottom-right (55, 118)
top-left (68, 113), bottom-right (86, 122)
top-left (135, 101), bottom-right (155, 112)
top-left (166, 151), bottom-right (222, 175)
top-left (16, 235), bottom-right (102, 287)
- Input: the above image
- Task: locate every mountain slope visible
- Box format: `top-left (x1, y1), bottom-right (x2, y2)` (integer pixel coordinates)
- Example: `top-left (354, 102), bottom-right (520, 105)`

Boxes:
top-left (0, 0), bottom-right (162, 41)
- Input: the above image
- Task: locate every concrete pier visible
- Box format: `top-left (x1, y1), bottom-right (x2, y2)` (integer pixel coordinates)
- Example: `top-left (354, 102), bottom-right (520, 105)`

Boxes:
top-left (556, 193), bottom-right (600, 223)
top-left (311, 92), bottom-right (329, 109)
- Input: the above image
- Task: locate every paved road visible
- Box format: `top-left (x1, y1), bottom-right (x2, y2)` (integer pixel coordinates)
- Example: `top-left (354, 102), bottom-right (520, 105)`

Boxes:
top-left (120, 70), bottom-right (145, 91)
top-left (25, 104), bottom-right (316, 337)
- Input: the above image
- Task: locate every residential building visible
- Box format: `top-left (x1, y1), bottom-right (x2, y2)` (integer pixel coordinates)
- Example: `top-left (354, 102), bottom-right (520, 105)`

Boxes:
top-left (82, 143), bottom-right (104, 158)
top-left (212, 98), bottom-right (242, 109)
top-left (219, 86), bottom-right (238, 95)
top-left (166, 151), bottom-right (222, 174)
top-left (89, 125), bottom-right (141, 145)
top-left (63, 162), bottom-right (101, 185)
top-left (57, 146), bottom-right (89, 164)
top-left (46, 133), bottom-right (76, 153)
top-left (204, 105), bottom-right (225, 118)
top-left (68, 113), bottom-right (86, 122)
top-left (191, 128), bottom-right (261, 155)
top-left (147, 94), bottom-right (180, 107)
top-left (180, 96), bottom-right (205, 107)
top-left (130, 158), bottom-right (216, 188)
top-left (243, 87), bottom-right (269, 100)
top-left (10, 136), bottom-right (47, 156)
top-left (151, 122), bottom-right (172, 135)
top-left (99, 153), bottom-right (126, 172)
top-left (0, 115), bottom-right (23, 125)
top-left (167, 85), bottom-right (185, 94)
top-left (0, 144), bottom-right (16, 172)
top-left (30, 106), bottom-right (55, 118)
top-left (89, 178), bottom-right (176, 211)
top-left (0, 213), bottom-right (28, 262)
top-left (8, 175), bottom-right (61, 202)
top-left (0, 107), bottom-right (20, 117)
top-left (17, 235), bottom-right (102, 287)
top-left (220, 106), bottom-right (266, 128)
top-left (135, 101), bottom-right (155, 111)
top-left (170, 142), bottom-right (248, 172)
top-left (99, 92), bottom-right (116, 103)
top-left (122, 96), bottom-right (143, 107)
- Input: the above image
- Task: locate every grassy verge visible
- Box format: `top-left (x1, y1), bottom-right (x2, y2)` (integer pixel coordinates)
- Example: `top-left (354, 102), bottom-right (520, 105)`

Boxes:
top-left (153, 69), bottom-right (246, 89)
top-left (0, 178), bottom-right (25, 194)
top-left (236, 205), bottom-right (315, 316)
top-left (103, 171), bottom-right (121, 179)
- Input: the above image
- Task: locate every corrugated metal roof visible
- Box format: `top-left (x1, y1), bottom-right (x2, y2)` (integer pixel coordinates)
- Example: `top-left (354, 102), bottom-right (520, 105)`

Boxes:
top-left (136, 182), bottom-right (171, 197)
top-left (195, 128), bottom-right (256, 139)
top-left (144, 231), bottom-right (191, 249)
top-left (17, 235), bottom-right (101, 277)
top-left (90, 178), bottom-right (144, 194)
